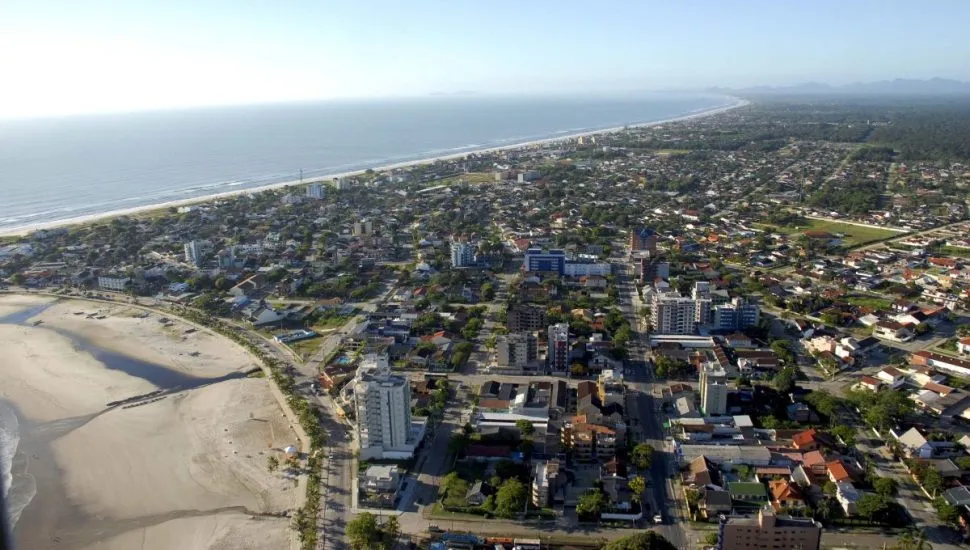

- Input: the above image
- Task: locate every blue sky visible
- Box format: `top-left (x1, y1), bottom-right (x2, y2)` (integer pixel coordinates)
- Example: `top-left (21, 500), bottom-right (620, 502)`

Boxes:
top-left (2, 0), bottom-right (968, 117)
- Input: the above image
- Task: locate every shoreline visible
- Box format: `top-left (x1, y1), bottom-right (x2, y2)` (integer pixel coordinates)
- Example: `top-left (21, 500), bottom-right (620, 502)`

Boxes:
top-left (0, 97), bottom-right (747, 237)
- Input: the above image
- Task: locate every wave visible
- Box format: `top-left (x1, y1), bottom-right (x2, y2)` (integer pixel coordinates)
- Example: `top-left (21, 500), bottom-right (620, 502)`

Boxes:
top-left (0, 401), bottom-right (34, 529)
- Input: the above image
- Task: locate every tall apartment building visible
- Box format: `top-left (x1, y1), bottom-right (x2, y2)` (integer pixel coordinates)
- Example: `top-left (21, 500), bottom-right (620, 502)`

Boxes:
top-left (497, 333), bottom-right (538, 368)
top-left (700, 362), bottom-right (729, 415)
top-left (718, 506), bottom-right (821, 550)
top-left (524, 248), bottom-right (567, 274)
top-left (651, 292), bottom-right (699, 335)
top-left (450, 241), bottom-right (476, 268)
top-left (507, 303), bottom-right (546, 332)
top-left (305, 182), bottom-right (325, 199)
top-left (547, 323), bottom-right (570, 371)
top-left (352, 354), bottom-right (414, 459)
top-left (184, 240), bottom-right (203, 266)
top-left (712, 297), bottom-right (761, 332)
top-left (629, 227), bottom-right (658, 255)
top-left (638, 257), bottom-right (669, 284)
top-left (352, 219), bottom-right (374, 237)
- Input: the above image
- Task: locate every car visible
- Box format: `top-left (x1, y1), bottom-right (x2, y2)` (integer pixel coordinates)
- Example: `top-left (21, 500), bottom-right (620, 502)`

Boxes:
top-left (653, 514), bottom-right (663, 524)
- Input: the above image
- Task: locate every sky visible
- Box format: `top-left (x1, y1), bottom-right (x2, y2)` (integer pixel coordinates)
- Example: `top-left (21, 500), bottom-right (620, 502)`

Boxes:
top-left (2, 0), bottom-right (969, 118)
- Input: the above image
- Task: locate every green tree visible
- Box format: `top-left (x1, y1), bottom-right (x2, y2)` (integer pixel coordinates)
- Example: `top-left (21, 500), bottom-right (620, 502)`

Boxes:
top-left (831, 425), bottom-right (856, 446)
top-left (494, 478), bottom-right (527, 518)
top-left (957, 456), bottom-right (970, 471)
top-left (823, 481), bottom-right (838, 496)
top-left (576, 488), bottom-right (607, 517)
top-left (442, 472), bottom-right (469, 509)
top-left (515, 419), bottom-right (535, 436)
top-left (631, 443), bottom-right (654, 470)
top-left (936, 498), bottom-right (960, 525)
top-left (873, 477), bottom-right (898, 497)
top-left (773, 366), bottom-right (798, 394)
top-left (703, 533), bottom-right (720, 546)
top-left (382, 515), bottom-right (400, 544)
top-left (602, 531), bottom-right (677, 550)
top-left (346, 512), bottom-right (380, 550)
top-left (922, 468), bottom-right (944, 497)
top-left (855, 493), bottom-right (890, 522)
top-left (628, 476), bottom-right (646, 504)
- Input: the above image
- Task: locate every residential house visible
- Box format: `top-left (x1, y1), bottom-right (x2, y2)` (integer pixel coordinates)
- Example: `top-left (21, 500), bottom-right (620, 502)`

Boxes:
top-left (465, 481), bottom-right (490, 506)
top-left (698, 488), bottom-right (733, 519)
top-left (826, 460), bottom-right (852, 484)
top-left (835, 481), bottom-right (860, 515)
top-left (894, 427), bottom-right (961, 459)
top-left (873, 320), bottom-right (914, 342)
top-left (876, 366), bottom-right (907, 388)
top-left (769, 479), bottom-right (806, 512)
top-left (728, 482), bottom-right (770, 511)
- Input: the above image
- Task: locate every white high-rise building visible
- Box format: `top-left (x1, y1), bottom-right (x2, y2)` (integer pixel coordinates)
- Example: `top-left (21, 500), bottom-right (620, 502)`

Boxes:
top-left (184, 240), bottom-right (203, 266)
top-left (699, 362), bottom-right (728, 416)
top-left (352, 354), bottom-right (415, 459)
top-left (651, 292), bottom-right (699, 335)
top-left (450, 241), bottom-right (476, 268)
top-left (306, 182), bottom-right (325, 199)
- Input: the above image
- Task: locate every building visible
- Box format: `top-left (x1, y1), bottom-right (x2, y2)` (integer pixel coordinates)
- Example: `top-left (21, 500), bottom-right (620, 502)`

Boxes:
top-left (629, 227), bottom-right (658, 255)
top-left (361, 464), bottom-right (401, 492)
top-left (700, 363), bottom-right (728, 415)
top-left (547, 323), bottom-right (569, 371)
top-left (450, 240), bottom-right (476, 268)
top-left (718, 506), bottom-right (821, 550)
top-left (507, 303), bottom-right (546, 332)
top-left (712, 298), bottom-right (760, 332)
top-left (352, 355), bottom-right (416, 459)
top-left (561, 422), bottom-right (617, 460)
top-left (353, 219), bottom-right (374, 237)
top-left (532, 459), bottom-right (565, 507)
top-left (306, 182), bottom-right (325, 199)
top-left (184, 240), bottom-right (203, 266)
top-left (524, 248), bottom-right (566, 274)
top-left (97, 275), bottom-right (131, 292)
top-left (523, 248), bottom-right (610, 277)
top-left (497, 333), bottom-right (538, 368)
top-left (651, 292), bottom-right (699, 335)
top-left (873, 320), bottom-right (914, 342)
top-left (638, 257), bottom-right (670, 284)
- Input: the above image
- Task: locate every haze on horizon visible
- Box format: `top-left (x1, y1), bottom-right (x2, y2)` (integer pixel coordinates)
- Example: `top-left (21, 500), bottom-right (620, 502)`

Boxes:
top-left (2, 0), bottom-right (969, 119)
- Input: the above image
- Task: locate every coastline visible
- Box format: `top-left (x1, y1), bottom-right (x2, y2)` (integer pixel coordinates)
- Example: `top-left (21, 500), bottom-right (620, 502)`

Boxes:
top-left (0, 295), bottom-right (300, 550)
top-left (0, 97), bottom-right (747, 237)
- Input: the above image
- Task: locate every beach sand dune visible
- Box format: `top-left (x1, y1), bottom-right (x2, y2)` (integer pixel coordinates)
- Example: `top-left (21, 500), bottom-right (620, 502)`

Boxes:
top-left (0, 295), bottom-right (301, 550)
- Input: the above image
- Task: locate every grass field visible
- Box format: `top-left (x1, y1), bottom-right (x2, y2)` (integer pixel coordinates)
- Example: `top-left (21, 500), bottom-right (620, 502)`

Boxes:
top-left (844, 295), bottom-right (892, 311)
top-left (763, 218), bottom-right (901, 246)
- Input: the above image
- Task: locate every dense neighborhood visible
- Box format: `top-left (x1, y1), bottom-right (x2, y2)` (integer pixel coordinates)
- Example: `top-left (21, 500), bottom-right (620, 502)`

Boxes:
top-left (5, 97), bottom-right (970, 550)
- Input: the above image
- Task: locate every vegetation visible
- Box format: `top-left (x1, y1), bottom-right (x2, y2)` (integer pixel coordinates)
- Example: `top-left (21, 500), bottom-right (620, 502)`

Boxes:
top-left (346, 512), bottom-right (400, 550)
top-left (631, 443), bottom-right (655, 470)
top-left (602, 532), bottom-right (677, 550)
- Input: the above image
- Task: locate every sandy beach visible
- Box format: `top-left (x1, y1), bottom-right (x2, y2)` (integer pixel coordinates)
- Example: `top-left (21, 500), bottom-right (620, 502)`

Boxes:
top-left (0, 295), bottom-right (301, 550)
top-left (0, 97), bottom-right (747, 237)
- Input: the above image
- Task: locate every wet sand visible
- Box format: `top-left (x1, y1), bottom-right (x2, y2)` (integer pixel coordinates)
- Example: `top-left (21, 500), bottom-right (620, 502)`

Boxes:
top-left (0, 295), bottom-right (301, 550)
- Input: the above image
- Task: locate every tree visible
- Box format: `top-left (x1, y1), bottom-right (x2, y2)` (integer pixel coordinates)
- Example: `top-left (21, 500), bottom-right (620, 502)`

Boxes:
top-left (703, 533), bottom-right (720, 546)
top-left (602, 531), bottom-right (677, 550)
top-left (447, 433), bottom-right (469, 455)
top-left (494, 478), bottom-right (527, 518)
top-left (442, 472), bottom-right (469, 509)
top-left (922, 468), bottom-right (944, 497)
top-left (936, 498), bottom-right (960, 525)
top-left (894, 529), bottom-right (930, 550)
top-left (823, 481), bottom-right (838, 497)
top-left (773, 367), bottom-right (798, 394)
top-left (770, 339), bottom-right (795, 365)
top-left (831, 424), bottom-right (856, 446)
top-left (628, 476), bottom-right (646, 503)
top-left (873, 476), bottom-right (898, 497)
top-left (576, 488), bottom-right (607, 518)
top-left (382, 515), bottom-right (400, 544)
top-left (855, 493), bottom-right (890, 522)
top-left (631, 443), bottom-right (654, 470)
top-left (346, 512), bottom-right (380, 550)
top-left (266, 455), bottom-right (279, 472)
top-left (957, 456), bottom-right (970, 471)
top-left (515, 419), bottom-right (535, 436)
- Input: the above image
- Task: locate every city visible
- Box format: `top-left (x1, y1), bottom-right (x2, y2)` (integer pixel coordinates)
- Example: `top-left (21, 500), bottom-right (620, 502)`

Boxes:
top-left (5, 96), bottom-right (970, 550)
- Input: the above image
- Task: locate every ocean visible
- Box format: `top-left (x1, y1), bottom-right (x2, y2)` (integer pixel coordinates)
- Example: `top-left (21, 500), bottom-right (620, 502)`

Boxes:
top-left (0, 94), bottom-right (733, 233)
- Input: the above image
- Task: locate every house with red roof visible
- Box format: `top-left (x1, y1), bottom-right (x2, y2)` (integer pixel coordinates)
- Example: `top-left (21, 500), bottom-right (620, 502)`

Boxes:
top-left (826, 460), bottom-right (852, 483)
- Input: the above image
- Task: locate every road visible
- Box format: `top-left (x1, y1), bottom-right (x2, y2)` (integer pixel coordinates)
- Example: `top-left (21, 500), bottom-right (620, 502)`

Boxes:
top-left (613, 260), bottom-right (694, 549)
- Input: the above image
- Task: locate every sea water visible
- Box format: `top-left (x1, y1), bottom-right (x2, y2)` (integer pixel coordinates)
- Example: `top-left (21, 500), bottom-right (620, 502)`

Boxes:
top-left (0, 94), bottom-right (733, 232)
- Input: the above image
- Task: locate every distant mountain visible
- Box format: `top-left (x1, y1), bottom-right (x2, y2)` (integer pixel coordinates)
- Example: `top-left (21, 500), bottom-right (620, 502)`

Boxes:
top-left (707, 78), bottom-right (970, 96)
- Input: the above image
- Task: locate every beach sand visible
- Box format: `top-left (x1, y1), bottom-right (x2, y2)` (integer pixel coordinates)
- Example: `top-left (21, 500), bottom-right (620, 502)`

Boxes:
top-left (0, 295), bottom-right (300, 550)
